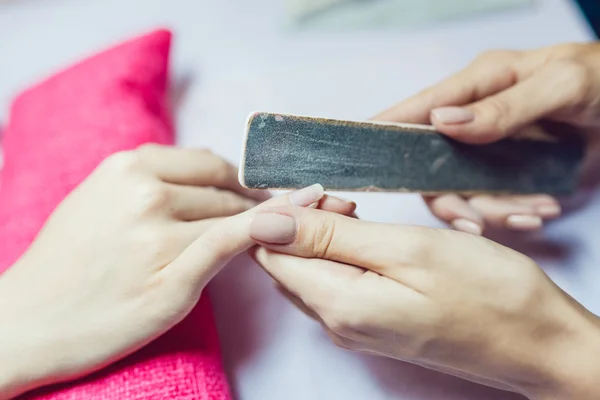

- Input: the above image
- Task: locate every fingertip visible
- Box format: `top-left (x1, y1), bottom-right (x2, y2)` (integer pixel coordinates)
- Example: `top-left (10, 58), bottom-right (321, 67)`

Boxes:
top-left (451, 218), bottom-right (483, 235)
top-left (248, 245), bottom-right (269, 265)
top-left (318, 195), bottom-right (357, 216)
top-left (428, 194), bottom-right (483, 226)
top-left (467, 195), bottom-right (559, 230)
top-left (536, 205), bottom-right (561, 219)
top-left (430, 118), bottom-right (474, 143)
top-left (430, 107), bottom-right (475, 125)
top-left (289, 184), bottom-right (325, 207)
top-left (253, 184), bottom-right (325, 210)
top-left (430, 111), bottom-right (504, 145)
top-left (539, 196), bottom-right (560, 205)
top-left (506, 215), bottom-right (543, 231)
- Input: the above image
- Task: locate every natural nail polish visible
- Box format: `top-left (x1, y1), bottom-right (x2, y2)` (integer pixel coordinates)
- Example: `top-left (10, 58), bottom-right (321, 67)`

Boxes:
top-left (431, 107), bottom-right (475, 124)
top-left (506, 215), bottom-right (543, 230)
top-left (451, 218), bottom-right (482, 235)
top-left (333, 195), bottom-right (354, 204)
top-left (289, 184), bottom-right (325, 207)
top-left (250, 213), bottom-right (297, 244)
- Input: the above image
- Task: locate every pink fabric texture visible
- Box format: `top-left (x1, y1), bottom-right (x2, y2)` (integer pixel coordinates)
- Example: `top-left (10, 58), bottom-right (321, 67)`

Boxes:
top-left (0, 29), bottom-right (230, 399)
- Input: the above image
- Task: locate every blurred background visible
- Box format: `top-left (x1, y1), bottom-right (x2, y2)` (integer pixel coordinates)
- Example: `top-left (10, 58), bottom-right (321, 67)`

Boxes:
top-left (1, 1), bottom-right (598, 399)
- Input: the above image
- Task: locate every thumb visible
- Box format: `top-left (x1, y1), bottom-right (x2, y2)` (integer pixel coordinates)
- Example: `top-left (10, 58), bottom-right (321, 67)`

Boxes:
top-left (248, 206), bottom-right (407, 275)
top-left (166, 184), bottom-right (325, 288)
top-left (430, 61), bottom-right (587, 144)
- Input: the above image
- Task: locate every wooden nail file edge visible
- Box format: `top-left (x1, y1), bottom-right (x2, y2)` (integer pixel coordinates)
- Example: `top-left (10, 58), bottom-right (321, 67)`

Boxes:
top-left (238, 111), bottom-right (585, 195)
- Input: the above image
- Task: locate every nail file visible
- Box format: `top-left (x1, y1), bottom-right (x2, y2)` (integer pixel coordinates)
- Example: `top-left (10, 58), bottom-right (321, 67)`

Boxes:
top-left (239, 112), bottom-right (585, 195)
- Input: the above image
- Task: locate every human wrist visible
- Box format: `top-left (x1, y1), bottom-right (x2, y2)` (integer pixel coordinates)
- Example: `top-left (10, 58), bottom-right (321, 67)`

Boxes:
top-left (524, 302), bottom-right (600, 400)
top-left (0, 342), bottom-right (35, 400)
top-left (0, 268), bottom-right (55, 399)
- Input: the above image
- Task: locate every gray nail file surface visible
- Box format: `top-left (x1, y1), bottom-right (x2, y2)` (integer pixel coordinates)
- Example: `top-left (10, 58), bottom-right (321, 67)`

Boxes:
top-left (239, 112), bottom-right (585, 195)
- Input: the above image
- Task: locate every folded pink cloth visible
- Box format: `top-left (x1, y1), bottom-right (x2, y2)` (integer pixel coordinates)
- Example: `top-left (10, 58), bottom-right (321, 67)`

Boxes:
top-left (0, 29), bottom-right (230, 400)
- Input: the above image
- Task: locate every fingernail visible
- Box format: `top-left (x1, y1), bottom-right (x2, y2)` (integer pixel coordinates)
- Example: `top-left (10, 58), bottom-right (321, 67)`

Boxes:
top-left (506, 215), bottom-right (543, 230)
top-left (536, 204), bottom-right (561, 218)
top-left (333, 195), bottom-right (354, 204)
top-left (451, 218), bottom-right (482, 235)
top-left (431, 107), bottom-right (475, 124)
top-left (250, 213), bottom-right (297, 244)
top-left (289, 184), bottom-right (324, 207)
top-left (326, 195), bottom-right (356, 208)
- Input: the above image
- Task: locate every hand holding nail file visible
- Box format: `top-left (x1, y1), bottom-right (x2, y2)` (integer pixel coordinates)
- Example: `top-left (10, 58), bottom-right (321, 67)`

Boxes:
top-left (239, 112), bottom-right (584, 195)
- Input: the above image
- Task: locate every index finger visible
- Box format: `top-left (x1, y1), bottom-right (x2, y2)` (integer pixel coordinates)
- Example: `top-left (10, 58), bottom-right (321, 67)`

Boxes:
top-left (253, 248), bottom-right (364, 313)
top-left (136, 144), bottom-right (270, 201)
top-left (372, 53), bottom-right (518, 124)
top-left (164, 184), bottom-right (326, 289)
top-left (248, 206), bottom-right (431, 275)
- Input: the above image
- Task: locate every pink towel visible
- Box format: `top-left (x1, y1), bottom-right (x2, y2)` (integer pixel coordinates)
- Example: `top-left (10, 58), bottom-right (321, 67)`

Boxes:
top-left (0, 29), bottom-right (230, 400)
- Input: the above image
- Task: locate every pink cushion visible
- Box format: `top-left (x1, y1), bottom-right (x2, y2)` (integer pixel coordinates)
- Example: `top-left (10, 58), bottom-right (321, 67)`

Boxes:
top-left (0, 29), bottom-right (230, 400)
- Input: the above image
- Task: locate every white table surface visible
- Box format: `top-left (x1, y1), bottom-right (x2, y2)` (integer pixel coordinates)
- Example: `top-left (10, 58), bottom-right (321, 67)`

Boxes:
top-left (0, 1), bottom-right (597, 399)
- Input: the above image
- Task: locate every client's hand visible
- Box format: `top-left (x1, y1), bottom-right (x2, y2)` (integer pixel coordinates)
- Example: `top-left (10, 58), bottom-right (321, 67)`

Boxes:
top-left (0, 145), bottom-right (354, 399)
top-left (249, 206), bottom-right (600, 399)
top-left (374, 42), bottom-right (600, 234)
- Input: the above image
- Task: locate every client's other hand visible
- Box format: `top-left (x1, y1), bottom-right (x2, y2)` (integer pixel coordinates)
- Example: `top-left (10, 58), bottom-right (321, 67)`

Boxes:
top-left (0, 145), bottom-right (354, 399)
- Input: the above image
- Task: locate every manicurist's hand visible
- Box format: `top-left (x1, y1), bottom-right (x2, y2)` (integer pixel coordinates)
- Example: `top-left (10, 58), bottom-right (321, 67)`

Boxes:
top-left (374, 42), bottom-right (600, 235)
top-left (0, 144), bottom-right (355, 399)
top-left (249, 206), bottom-right (600, 399)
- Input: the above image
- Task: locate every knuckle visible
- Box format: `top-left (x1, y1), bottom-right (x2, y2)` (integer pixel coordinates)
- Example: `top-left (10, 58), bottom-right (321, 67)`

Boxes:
top-left (307, 218), bottom-right (337, 259)
top-left (320, 293), bottom-right (363, 338)
top-left (395, 227), bottom-right (433, 265)
top-left (486, 97), bottom-right (511, 121)
top-left (197, 148), bottom-right (214, 156)
top-left (428, 195), bottom-right (462, 222)
top-left (133, 180), bottom-right (171, 213)
top-left (134, 227), bottom-right (174, 261)
top-left (473, 49), bottom-right (518, 65)
top-left (215, 161), bottom-right (234, 183)
top-left (136, 142), bottom-right (164, 155)
top-left (556, 60), bottom-right (589, 104)
top-left (194, 148), bottom-right (217, 163)
top-left (551, 42), bottom-right (589, 59)
top-left (476, 98), bottom-right (512, 137)
top-left (195, 223), bottom-right (232, 263)
top-left (204, 155), bottom-right (234, 184)
top-left (101, 151), bottom-right (143, 174)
